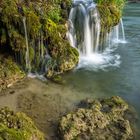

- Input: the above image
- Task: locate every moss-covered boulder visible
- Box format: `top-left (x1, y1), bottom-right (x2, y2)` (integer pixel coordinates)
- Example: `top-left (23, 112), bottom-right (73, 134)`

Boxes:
top-left (46, 44), bottom-right (79, 78)
top-left (99, 0), bottom-right (125, 30)
top-left (45, 18), bottom-right (79, 78)
top-left (0, 107), bottom-right (44, 140)
top-left (0, 55), bottom-right (25, 92)
top-left (59, 96), bottom-right (134, 140)
top-left (95, 0), bottom-right (126, 41)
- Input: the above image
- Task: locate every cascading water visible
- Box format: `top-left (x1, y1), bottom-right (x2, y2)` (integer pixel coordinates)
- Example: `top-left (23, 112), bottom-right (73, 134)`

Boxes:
top-left (120, 18), bottom-right (126, 42)
top-left (68, 0), bottom-right (126, 70)
top-left (23, 17), bottom-right (31, 72)
top-left (22, 17), bottom-right (47, 77)
top-left (68, 0), bottom-right (100, 55)
top-left (111, 18), bottom-right (126, 44)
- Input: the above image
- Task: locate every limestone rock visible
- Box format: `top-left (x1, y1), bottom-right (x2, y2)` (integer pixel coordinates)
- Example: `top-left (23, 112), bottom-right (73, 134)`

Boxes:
top-left (59, 96), bottom-right (134, 140)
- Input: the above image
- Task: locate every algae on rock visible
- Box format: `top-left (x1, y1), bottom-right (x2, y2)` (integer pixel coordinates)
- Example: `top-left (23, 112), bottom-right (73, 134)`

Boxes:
top-left (59, 96), bottom-right (134, 140)
top-left (0, 0), bottom-right (78, 76)
top-left (0, 55), bottom-right (25, 92)
top-left (95, 0), bottom-right (126, 45)
top-left (45, 18), bottom-right (79, 77)
top-left (0, 107), bottom-right (44, 140)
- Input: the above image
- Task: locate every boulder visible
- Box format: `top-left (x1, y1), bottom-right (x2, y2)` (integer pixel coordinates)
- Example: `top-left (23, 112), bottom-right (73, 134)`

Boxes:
top-left (59, 96), bottom-right (134, 140)
top-left (0, 107), bottom-right (44, 140)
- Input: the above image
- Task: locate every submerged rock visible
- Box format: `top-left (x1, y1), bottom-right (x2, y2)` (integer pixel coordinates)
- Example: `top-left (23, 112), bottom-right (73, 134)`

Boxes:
top-left (59, 96), bottom-right (134, 140)
top-left (0, 107), bottom-right (44, 140)
top-left (49, 75), bottom-right (66, 84)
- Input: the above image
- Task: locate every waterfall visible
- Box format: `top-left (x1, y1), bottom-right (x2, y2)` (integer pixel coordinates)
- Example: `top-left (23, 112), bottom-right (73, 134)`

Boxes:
top-left (115, 25), bottom-right (119, 42)
top-left (67, 8), bottom-right (77, 47)
top-left (84, 14), bottom-right (92, 55)
top-left (120, 18), bottom-right (126, 41)
top-left (68, 0), bottom-right (126, 70)
top-left (22, 18), bottom-right (46, 74)
top-left (110, 18), bottom-right (126, 44)
top-left (68, 0), bottom-right (101, 56)
top-left (23, 17), bottom-right (31, 72)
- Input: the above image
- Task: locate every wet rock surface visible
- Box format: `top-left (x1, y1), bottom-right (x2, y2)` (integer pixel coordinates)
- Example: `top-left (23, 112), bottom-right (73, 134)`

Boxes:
top-left (59, 96), bottom-right (134, 140)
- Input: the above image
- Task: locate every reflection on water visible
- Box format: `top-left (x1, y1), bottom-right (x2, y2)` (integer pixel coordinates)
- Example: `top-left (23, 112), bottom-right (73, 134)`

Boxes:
top-left (0, 3), bottom-right (140, 140)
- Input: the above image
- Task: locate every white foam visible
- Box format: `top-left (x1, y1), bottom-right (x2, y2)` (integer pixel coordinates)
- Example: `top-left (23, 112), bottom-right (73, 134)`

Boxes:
top-left (28, 73), bottom-right (47, 81)
top-left (77, 49), bottom-right (121, 71)
top-left (113, 39), bottom-right (127, 44)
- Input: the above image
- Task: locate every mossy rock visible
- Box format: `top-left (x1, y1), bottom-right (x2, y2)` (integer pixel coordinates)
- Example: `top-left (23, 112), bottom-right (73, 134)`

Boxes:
top-left (59, 96), bottom-right (134, 140)
top-left (45, 18), bottom-right (79, 78)
top-left (49, 75), bottom-right (65, 84)
top-left (97, 5), bottom-right (121, 34)
top-left (0, 0), bottom-right (74, 74)
top-left (0, 107), bottom-right (44, 140)
top-left (46, 45), bottom-right (79, 78)
top-left (0, 55), bottom-right (25, 91)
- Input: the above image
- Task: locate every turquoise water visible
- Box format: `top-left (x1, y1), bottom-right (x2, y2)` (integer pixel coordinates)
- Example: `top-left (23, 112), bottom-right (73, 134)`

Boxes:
top-left (63, 3), bottom-right (140, 138)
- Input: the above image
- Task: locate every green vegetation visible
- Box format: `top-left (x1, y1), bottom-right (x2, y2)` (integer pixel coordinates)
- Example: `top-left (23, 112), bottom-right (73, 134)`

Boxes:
top-left (0, 55), bottom-right (25, 91)
top-left (0, 107), bottom-right (44, 140)
top-left (95, 0), bottom-right (126, 9)
top-left (96, 0), bottom-right (126, 38)
top-left (0, 0), bottom-right (79, 77)
top-left (0, 0), bottom-right (125, 79)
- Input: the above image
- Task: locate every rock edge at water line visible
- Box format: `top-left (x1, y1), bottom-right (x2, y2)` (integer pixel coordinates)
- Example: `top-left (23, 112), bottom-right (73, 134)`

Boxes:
top-left (59, 96), bottom-right (135, 140)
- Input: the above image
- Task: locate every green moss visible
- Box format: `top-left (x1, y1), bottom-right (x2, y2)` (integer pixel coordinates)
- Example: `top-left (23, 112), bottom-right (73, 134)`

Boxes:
top-left (25, 11), bottom-right (41, 38)
top-left (95, 0), bottom-right (126, 10)
top-left (50, 75), bottom-right (65, 84)
top-left (0, 0), bottom-right (78, 75)
top-left (95, 0), bottom-right (126, 47)
top-left (44, 17), bottom-right (79, 77)
top-left (29, 47), bottom-right (35, 64)
top-left (0, 107), bottom-right (44, 140)
top-left (97, 5), bottom-right (121, 34)
top-left (0, 55), bottom-right (25, 91)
